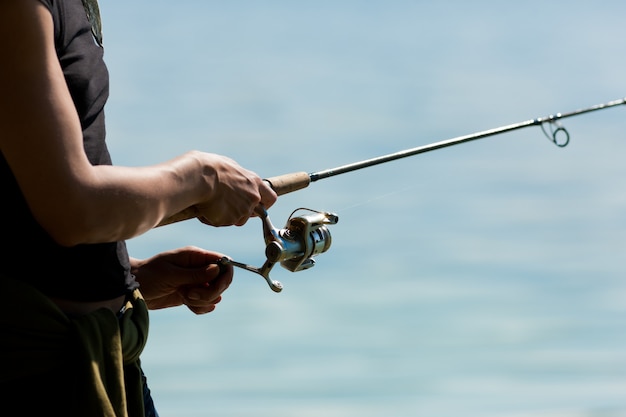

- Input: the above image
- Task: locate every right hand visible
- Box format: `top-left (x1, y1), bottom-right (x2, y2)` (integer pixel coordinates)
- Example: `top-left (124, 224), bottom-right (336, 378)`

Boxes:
top-left (192, 153), bottom-right (277, 227)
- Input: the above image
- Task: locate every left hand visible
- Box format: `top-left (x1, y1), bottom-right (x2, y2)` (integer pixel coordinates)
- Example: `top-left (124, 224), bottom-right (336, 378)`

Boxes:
top-left (131, 246), bottom-right (234, 314)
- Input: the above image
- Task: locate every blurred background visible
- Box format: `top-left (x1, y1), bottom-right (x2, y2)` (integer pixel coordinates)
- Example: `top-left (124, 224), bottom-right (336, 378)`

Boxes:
top-left (102, 1), bottom-right (625, 416)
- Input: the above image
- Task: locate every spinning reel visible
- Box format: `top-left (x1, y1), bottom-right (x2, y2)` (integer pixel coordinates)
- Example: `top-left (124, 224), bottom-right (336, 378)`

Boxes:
top-left (219, 207), bottom-right (339, 292)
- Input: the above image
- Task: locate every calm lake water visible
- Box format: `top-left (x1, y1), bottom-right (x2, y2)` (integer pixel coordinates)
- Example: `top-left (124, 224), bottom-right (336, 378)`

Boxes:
top-left (102, 1), bottom-right (626, 416)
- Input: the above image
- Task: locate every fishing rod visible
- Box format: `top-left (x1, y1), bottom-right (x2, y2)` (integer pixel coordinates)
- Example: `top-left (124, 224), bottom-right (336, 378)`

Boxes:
top-left (158, 97), bottom-right (625, 292)
top-left (262, 96), bottom-right (626, 195)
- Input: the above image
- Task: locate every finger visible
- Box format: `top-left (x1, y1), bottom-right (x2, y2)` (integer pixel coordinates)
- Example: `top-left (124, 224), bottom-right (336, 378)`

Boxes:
top-left (183, 272), bottom-right (232, 304)
top-left (203, 263), bottom-right (224, 282)
top-left (183, 291), bottom-right (223, 315)
top-left (233, 214), bottom-right (249, 226)
top-left (182, 288), bottom-right (220, 309)
top-left (183, 247), bottom-right (227, 266)
top-left (187, 298), bottom-right (220, 315)
top-left (259, 181), bottom-right (278, 209)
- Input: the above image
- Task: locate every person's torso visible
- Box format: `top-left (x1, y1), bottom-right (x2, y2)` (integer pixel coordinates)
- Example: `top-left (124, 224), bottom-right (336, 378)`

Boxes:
top-left (0, 0), bottom-right (137, 301)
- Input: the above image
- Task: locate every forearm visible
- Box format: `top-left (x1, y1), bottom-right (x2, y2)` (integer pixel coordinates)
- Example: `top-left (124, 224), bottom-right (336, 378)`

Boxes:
top-left (48, 152), bottom-right (209, 246)
top-left (43, 149), bottom-right (274, 245)
top-left (87, 154), bottom-right (206, 239)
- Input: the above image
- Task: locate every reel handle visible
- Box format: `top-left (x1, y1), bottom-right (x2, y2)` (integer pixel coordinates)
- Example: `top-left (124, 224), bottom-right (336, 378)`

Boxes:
top-left (156, 171), bottom-right (311, 227)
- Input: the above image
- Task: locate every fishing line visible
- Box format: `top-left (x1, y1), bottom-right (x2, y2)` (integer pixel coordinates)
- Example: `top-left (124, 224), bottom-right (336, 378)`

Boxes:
top-left (332, 183), bottom-right (421, 214)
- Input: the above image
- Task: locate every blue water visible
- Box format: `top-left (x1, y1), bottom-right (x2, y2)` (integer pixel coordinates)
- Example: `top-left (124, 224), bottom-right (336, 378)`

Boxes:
top-left (103, 1), bottom-right (626, 415)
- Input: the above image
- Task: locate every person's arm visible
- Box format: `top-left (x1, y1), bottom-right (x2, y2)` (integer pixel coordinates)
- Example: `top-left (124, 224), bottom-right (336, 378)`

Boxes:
top-left (0, 0), bottom-right (276, 247)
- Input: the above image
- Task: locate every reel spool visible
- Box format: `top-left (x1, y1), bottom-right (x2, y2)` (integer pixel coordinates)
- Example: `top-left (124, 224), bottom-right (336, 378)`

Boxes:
top-left (220, 207), bottom-right (339, 292)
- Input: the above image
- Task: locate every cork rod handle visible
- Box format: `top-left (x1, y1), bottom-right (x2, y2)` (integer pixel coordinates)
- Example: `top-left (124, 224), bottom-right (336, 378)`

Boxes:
top-left (156, 171), bottom-right (311, 227)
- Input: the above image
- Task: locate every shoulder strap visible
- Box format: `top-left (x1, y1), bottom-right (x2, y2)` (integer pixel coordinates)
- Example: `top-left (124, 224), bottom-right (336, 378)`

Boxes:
top-left (80, 0), bottom-right (103, 46)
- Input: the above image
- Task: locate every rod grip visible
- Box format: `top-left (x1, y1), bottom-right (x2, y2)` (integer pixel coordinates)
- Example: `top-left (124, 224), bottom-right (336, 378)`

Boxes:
top-left (264, 171), bottom-right (311, 196)
top-left (156, 171), bottom-right (311, 227)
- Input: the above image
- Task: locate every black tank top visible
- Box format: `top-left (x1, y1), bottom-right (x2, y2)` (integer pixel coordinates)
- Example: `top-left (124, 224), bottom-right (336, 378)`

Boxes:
top-left (0, 0), bottom-right (138, 301)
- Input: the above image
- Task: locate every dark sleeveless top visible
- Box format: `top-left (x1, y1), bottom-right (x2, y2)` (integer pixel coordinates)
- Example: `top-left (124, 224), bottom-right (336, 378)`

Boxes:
top-left (0, 0), bottom-right (138, 301)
